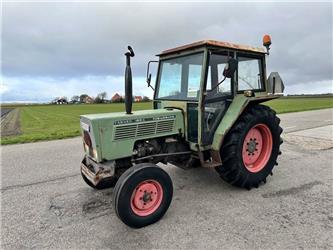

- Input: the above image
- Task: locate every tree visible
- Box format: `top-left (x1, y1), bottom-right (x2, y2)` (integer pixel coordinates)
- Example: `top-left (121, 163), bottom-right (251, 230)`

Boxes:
top-left (142, 96), bottom-right (150, 102)
top-left (94, 96), bottom-right (103, 103)
top-left (80, 94), bottom-right (88, 103)
top-left (71, 95), bottom-right (80, 103)
top-left (95, 91), bottom-right (107, 103)
top-left (99, 91), bottom-right (107, 101)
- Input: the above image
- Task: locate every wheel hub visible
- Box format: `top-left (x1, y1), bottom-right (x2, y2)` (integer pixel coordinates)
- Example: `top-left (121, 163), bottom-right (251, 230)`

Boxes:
top-left (142, 192), bottom-right (152, 203)
top-left (131, 180), bottom-right (163, 216)
top-left (242, 124), bottom-right (273, 173)
top-left (246, 139), bottom-right (258, 154)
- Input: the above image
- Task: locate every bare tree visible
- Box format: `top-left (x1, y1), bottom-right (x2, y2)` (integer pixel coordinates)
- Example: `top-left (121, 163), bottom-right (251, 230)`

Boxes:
top-left (142, 96), bottom-right (151, 102)
top-left (71, 95), bottom-right (80, 103)
top-left (95, 91), bottom-right (107, 103)
top-left (99, 91), bottom-right (107, 101)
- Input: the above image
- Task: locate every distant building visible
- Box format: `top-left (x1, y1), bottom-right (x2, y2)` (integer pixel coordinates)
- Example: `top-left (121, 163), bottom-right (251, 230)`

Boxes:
top-left (134, 96), bottom-right (143, 102)
top-left (111, 93), bottom-right (122, 102)
top-left (82, 96), bottom-right (94, 104)
top-left (51, 97), bottom-right (68, 104)
top-left (70, 99), bottom-right (79, 104)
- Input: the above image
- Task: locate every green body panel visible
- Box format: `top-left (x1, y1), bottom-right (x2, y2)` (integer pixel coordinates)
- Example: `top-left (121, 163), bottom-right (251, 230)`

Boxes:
top-left (156, 100), bottom-right (189, 140)
top-left (80, 109), bottom-right (184, 162)
top-left (211, 93), bottom-right (278, 151)
top-left (211, 95), bottom-right (248, 151)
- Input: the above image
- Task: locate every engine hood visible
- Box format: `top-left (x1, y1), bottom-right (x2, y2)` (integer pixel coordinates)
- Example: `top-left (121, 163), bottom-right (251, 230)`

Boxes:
top-left (80, 108), bottom-right (184, 162)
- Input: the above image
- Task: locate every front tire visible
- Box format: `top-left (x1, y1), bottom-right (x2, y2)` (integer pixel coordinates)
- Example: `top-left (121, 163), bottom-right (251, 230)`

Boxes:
top-left (113, 163), bottom-right (173, 228)
top-left (215, 105), bottom-right (283, 189)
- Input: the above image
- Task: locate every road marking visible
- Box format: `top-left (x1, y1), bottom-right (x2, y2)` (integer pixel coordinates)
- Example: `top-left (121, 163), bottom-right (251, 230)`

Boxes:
top-left (284, 126), bottom-right (296, 129)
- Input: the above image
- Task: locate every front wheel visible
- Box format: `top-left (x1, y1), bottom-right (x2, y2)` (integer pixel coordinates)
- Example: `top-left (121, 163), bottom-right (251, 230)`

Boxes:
top-left (215, 105), bottom-right (283, 189)
top-left (113, 163), bottom-right (173, 228)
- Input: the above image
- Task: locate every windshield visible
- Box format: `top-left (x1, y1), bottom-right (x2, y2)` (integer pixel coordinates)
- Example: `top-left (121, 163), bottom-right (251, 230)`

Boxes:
top-left (156, 53), bottom-right (204, 100)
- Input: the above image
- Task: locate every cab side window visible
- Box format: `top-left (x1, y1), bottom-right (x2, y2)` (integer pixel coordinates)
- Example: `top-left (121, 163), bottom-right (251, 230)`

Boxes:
top-left (237, 55), bottom-right (263, 91)
top-left (202, 52), bottom-right (233, 145)
top-left (206, 53), bottom-right (232, 100)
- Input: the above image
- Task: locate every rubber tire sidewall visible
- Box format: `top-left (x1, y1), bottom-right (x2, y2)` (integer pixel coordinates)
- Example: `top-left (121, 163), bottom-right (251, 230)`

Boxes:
top-left (113, 163), bottom-right (173, 228)
top-left (236, 111), bottom-right (279, 182)
top-left (218, 105), bottom-right (281, 188)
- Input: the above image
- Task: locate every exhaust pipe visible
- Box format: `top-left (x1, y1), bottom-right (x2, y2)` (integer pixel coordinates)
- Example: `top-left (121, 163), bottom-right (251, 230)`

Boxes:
top-left (124, 46), bottom-right (135, 114)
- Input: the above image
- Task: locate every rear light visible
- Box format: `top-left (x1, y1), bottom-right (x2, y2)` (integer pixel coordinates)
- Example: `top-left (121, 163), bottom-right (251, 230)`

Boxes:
top-left (83, 130), bottom-right (92, 147)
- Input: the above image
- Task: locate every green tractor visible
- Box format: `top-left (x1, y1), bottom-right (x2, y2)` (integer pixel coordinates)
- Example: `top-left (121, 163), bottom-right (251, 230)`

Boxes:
top-left (80, 35), bottom-right (284, 228)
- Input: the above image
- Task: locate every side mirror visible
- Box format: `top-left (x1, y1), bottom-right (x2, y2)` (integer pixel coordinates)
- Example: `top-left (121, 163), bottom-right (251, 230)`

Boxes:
top-left (223, 58), bottom-right (238, 78)
top-left (147, 73), bottom-right (152, 85)
top-left (146, 60), bottom-right (158, 90)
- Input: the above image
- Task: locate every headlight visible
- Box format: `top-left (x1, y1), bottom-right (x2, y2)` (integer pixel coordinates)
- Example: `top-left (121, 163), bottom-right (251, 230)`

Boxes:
top-left (83, 130), bottom-right (92, 147)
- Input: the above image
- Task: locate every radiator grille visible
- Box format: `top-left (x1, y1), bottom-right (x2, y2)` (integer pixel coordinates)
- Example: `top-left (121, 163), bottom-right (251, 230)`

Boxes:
top-left (156, 120), bottom-right (175, 133)
top-left (114, 124), bottom-right (137, 140)
top-left (114, 119), bottom-right (175, 141)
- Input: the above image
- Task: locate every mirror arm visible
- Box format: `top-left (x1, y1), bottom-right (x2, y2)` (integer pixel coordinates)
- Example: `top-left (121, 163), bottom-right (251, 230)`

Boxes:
top-left (146, 60), bottom-right (158, 90)
top-left (264, 46), bottom-right (270, 55)
top-left (210, 76), bottom-right (226, 92)
top-left (148, 78), bottom-right (155, 91)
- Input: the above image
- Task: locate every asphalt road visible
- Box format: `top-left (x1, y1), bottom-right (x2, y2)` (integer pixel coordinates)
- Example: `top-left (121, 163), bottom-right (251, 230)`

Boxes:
top-left (1, 108), bottom-right (332, 249)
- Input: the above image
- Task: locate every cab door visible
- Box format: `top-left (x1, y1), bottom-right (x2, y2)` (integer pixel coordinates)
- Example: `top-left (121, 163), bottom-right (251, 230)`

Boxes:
top-left (201, 52), bottom-right (234, 145)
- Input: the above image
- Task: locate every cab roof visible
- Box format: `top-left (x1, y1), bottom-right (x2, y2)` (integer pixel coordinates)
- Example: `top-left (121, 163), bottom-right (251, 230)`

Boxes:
top-left (158, 40), bottom-right (266, 56)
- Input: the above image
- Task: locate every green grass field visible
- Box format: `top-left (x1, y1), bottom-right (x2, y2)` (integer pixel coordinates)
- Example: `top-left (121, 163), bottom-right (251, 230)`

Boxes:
top-left (265, 96), bottom-right (333, 114)
top-left (1, 97), bottom-right (332, 145)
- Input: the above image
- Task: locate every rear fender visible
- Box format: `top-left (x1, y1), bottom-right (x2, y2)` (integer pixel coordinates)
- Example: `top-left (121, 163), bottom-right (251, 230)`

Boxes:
top-left (211, 94), bottom-right (279, 152)
top-left (211, 95), bottom-right (249, 151)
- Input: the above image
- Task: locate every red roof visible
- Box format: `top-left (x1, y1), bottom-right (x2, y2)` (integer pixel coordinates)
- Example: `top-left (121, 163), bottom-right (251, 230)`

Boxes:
top-left (111, 93), bottom-right (122, 101)
top-left (158, 40), bottom-right (265, 56)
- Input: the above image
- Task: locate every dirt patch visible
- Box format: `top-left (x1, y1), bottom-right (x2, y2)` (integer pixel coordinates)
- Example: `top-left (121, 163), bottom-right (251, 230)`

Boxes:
top-left (1, 108), bottom-right (21, 136)
top-left (262, 181), bottom-right (323, 198)
top-left (1, 108), bottom-right (13, 117)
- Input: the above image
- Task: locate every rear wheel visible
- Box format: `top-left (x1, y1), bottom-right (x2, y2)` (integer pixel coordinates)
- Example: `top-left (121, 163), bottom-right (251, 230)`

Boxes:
top-left (215, 105), bottom-right (283, 189)
top-left (113, 163), bottom-right (173, 228)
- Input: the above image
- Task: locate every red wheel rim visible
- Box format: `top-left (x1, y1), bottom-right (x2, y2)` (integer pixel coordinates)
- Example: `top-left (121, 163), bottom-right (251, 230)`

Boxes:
top-left (242, 124), bottom-right (273, 173)
top-left (130, 180), bottom-right (163, 216)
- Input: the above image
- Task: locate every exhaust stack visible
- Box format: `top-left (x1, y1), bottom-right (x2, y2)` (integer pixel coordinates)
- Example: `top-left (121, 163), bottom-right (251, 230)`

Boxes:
top-left (124, 46), bottom-right (135, 114)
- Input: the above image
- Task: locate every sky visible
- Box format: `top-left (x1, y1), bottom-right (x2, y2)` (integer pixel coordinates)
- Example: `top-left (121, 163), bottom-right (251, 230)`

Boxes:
top-left (1, 1), bottom-right (333, 103)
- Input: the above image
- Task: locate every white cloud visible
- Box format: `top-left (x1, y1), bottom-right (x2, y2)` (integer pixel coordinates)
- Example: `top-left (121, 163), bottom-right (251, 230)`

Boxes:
top-left (1, 75), bottom-right (154, 102)
top-left (1, 2), bottom-right (332, 102)
top-left (285, 80), bottom-right (333, 95)
top-left (0, 83), bottom-right (10, 95)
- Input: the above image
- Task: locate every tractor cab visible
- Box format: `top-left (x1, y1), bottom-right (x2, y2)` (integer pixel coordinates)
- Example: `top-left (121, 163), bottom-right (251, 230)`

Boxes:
top-left (150, 40), bottom-right (283, 151)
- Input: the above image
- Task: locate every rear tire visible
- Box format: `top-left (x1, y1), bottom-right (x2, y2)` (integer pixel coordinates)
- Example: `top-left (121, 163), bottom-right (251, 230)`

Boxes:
top-left (113, 163), bottom-right (173, 228)
top-left (215, 104), bottom-right (283, 189)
